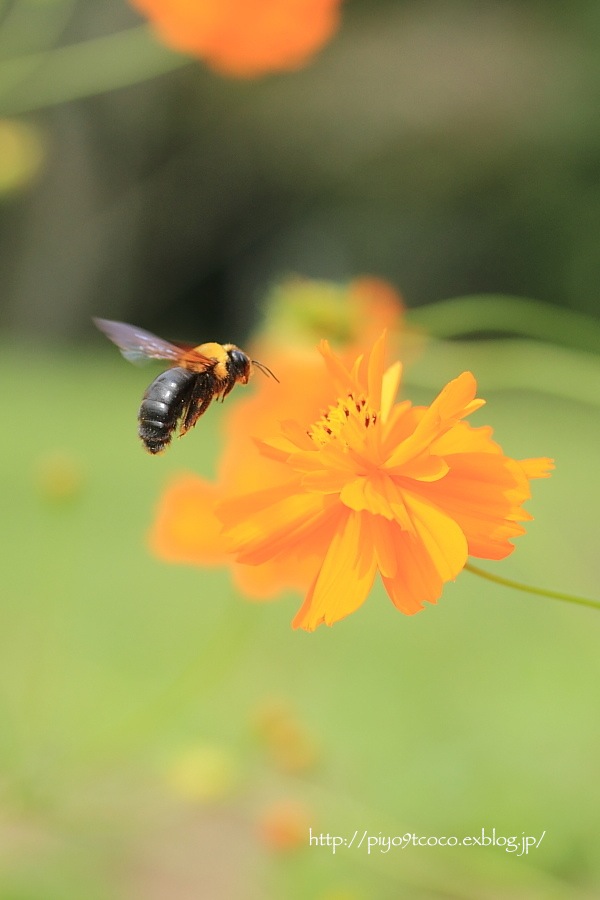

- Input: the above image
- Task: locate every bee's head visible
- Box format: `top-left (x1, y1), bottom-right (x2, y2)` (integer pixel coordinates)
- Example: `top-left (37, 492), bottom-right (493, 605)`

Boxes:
top-left (226, 346), bottom-right (252, 384)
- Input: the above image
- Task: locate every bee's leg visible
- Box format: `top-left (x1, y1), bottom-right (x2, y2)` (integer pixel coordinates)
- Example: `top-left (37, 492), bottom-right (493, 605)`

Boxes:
top-left (179, 396), bottom-right (212, 435)
top-left (219, 373), bottom-right (237, 402)
top-left (179, 374), bottom-right (214, 435)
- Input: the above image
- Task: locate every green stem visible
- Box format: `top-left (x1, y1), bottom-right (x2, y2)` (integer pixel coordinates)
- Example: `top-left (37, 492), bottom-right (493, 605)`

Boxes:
top-left (403, 336), bottom-right (600, 408)
top-left (407, 295), bottom-right (600, 355)
top-left (465, 562), bottom-right (600, 612)
top-left (0, 24), bottom-right (187, 115)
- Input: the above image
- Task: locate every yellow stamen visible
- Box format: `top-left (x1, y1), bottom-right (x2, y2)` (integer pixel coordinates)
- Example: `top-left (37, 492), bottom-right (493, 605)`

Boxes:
top-left (308, 392), bottom-right (378, 447)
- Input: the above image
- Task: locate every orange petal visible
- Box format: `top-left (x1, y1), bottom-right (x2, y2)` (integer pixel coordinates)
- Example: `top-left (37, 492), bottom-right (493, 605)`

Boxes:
top-left (400, 489), bottom-right (469, 583)
top-left (519, 457), bottom-right (555, 479)
top-left (381, 404), bottom-right (421, 455)
top-left (416, 453), bottom-right (536, 559)
top-left (339, 472), bottom-right (414, 531)
top-left (292, 510), bottom-right (377, 630)
top-left (234, 502), bottom-right (343, 598)
top-left (381, 361), bottom-right (403, 421)
top-left (430, 420), bottom-right (501, 456)
top-left (300, 467), bottom-right (354, 493)
top-left (380, 521), bottom-right (452, 615)
top-left (232, 555), bottom-right (313, 599)
top-left (385, 372), bottom-right (484, 469)
top-left (384, 452), bottom-right (449, 482)
top-left (365, 330), bottom-right (387, 410)
top-left (222, 486), bottom-right (339, 565)
top-left (366, 513), bottom-right (399, 579)
top-left (318, 338), bottom-right (356, 394)
top-left (253, 431), bottom-right (300, 463)
top-left (149, 474), bottom-right (322, 597)
top-left (149, 474), bottom-right (228, 564)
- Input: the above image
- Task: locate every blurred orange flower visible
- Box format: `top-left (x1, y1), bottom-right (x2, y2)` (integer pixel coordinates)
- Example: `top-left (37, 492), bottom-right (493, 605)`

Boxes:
top-left (252, 698), bottom-right (320, 773)
top-left (253, 276), bottom-right (410, 358)
top-left (258, 799), bottom-right (312, 851)
top-left (152, 330), bottom-right (553, 631)
top-left (129, 0), bottom-right (343, 77)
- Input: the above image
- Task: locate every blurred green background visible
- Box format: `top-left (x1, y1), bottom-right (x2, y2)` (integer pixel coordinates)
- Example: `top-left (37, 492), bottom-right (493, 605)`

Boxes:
top-left (2, 1), bottom-right (600, 898)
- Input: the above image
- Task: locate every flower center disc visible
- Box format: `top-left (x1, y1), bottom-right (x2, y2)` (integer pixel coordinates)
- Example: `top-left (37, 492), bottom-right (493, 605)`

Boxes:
top-left (308, 392), bottom-right (378, 448)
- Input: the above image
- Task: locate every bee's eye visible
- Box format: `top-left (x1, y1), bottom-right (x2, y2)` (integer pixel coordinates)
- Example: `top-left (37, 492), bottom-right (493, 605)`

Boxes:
top-left (228, 348), bottom-right (250, 378)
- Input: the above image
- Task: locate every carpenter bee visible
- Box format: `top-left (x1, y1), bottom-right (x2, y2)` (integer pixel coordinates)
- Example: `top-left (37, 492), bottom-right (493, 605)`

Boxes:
top-left (94, 318), bottom-right (277, 454)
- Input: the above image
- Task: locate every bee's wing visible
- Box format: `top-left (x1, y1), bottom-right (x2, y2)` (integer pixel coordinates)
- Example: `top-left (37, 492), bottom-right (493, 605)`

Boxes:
top-left (93, 318), bottom-right (213, 367)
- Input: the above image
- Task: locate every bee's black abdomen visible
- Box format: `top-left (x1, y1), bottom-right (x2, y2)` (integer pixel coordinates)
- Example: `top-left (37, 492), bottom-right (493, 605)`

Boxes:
top-left (138, 368), bottom-right (196, 454)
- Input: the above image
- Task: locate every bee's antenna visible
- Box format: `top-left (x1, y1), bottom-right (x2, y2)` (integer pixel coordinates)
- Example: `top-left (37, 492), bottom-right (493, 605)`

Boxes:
top-left (252, 359), bottom-right (279, 382)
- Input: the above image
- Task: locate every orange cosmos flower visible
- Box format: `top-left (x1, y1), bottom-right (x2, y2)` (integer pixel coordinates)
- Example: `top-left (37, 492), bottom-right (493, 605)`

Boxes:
top-left (151, 311), bottom-right (553, 631)
top-left (150, 278), bottom-right (408, 599)
top-left (129, 0), bottom-right (342, 77)
top-left (212, 333), bottom-right (553, 630)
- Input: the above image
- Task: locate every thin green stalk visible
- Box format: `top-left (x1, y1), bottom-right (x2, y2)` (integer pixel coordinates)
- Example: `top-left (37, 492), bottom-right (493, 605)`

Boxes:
top-left (0, 24), bottom-right (187, 115)
top-left (407, 295), bottom-right (600, 355)
top-left (403, 336), bottom-right (600, 408)
top-left (466, 562), bottom-right (600, 612)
